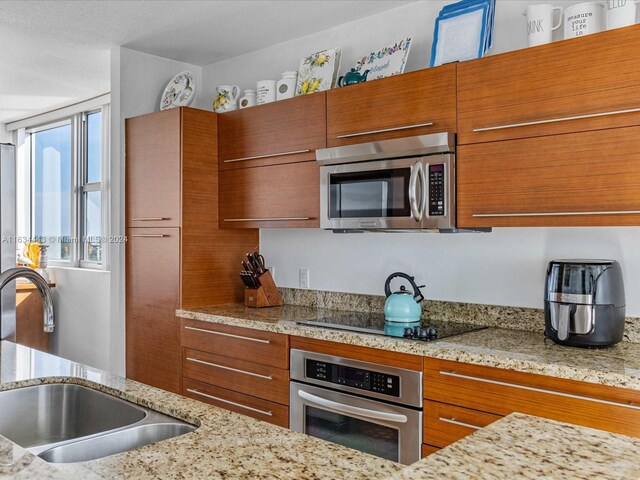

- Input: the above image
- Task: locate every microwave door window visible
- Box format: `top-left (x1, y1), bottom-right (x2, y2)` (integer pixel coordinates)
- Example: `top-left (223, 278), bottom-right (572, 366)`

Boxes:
top-left (329, 168), bottom-right (411, 219)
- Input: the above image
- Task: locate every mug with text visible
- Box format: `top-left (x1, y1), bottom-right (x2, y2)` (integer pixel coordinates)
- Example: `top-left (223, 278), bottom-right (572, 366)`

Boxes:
top-left (525, 4), bottom-right (564, 47)
top-left (606, 0), bottom-right (638, 29)
top-left (564, 2), bottom-right (604, 38)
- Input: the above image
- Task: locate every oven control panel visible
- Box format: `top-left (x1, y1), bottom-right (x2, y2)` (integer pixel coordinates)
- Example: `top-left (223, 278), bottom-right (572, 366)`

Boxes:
top-left (306, 359), bottom-right (400, 397)
top-left (428, 164), bottom-right (445, 217)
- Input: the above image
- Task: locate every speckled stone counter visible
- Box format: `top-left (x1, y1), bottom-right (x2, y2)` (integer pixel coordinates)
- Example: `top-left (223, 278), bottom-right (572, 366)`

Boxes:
top-left (177, 304), bottom-right (640, 391)
top-left (0, 341), bottom-right (402, 479)
top-left (394, 413), bottom-right (640, 480)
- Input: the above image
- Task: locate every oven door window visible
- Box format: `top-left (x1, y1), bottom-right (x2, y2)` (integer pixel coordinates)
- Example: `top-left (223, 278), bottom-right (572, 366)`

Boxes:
top-left (305, 406), bottom-right (399, 462)
top-left (329, 168), bottom-right (411, 219)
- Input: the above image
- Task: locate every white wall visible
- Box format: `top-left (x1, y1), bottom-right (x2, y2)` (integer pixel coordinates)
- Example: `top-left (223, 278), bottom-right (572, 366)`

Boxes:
top-left (199, 0), bottom-right (640, 317)
top-left (109, 47), bottom-right (205, 375)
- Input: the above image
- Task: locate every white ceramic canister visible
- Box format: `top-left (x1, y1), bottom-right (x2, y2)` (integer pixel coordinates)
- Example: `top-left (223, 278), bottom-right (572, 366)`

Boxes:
top-left (276, 71), bottom-right (298, 101)
top-left (564, 2), bottom-right (605, 38)
top-left (256, 80), bottom-right (277, 105)
top-left (524, 4), bottom-right (564, 47)
top-left (239, 90), bottom-right (257, 109)
top-left (606, 0), bottom-right (638, 29)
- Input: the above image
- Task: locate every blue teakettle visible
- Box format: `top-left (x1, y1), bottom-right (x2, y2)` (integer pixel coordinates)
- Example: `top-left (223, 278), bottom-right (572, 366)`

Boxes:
top-left (384, 272), bottom-right (425, 323)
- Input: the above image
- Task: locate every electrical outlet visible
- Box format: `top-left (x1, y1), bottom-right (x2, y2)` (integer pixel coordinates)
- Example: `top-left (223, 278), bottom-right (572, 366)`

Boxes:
top-left (299, 268), bottom-right (310, 289)
top-left (266, 266), bottom-right (275, 281)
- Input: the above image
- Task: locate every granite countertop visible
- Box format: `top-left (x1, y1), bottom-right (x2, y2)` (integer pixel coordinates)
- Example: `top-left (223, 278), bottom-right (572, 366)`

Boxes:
top-left (0, 341), bottom-right (401, 479)
top-left (176, 304), bottom-right (640, 391)
top-left (394, 413), bottom-right (640, 480)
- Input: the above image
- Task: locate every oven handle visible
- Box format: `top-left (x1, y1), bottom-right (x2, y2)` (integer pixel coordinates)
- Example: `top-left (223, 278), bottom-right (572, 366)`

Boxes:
top-left (297, 389), bottom-right (408, 424)
top-left (408, 161), bottom-right (424, 222)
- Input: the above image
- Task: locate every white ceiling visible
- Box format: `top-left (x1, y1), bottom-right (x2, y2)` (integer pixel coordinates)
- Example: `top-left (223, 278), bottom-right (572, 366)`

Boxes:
top-left (0, 0), bottom-right (412, 124)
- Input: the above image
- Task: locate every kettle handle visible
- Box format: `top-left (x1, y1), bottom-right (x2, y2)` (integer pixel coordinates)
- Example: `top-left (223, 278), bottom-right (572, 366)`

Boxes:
top-left (384, 272), bottom-right (425, 303)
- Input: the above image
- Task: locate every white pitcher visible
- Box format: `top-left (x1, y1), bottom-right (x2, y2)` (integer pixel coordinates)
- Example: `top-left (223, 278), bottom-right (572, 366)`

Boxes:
top-left (213, 85), bottom-right (240, 113)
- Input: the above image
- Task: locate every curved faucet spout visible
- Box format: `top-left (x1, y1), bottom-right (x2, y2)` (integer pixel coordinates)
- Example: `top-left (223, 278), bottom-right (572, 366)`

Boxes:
top-left (0, 267), bottom-right (55, 333)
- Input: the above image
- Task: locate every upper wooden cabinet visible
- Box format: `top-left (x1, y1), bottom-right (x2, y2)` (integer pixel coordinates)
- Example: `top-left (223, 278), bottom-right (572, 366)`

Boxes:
top-left (458, 25), bottom-right (640, 145)
top-left (326, 64), bottom-right (457, 147)
top-left (218, 93), bottom-right (326, 170)
top-left (457, 126), bottom-right (640, 228)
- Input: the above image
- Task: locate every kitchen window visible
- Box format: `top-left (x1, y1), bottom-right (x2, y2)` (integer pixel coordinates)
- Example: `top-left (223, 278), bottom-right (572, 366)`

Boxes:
top-left (24, 105), bottom-right (109, 269)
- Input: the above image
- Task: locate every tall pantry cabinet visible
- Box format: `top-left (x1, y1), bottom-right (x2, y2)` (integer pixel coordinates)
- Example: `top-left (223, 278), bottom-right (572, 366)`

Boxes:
top-left (125, 107), bottom-right (257, 393)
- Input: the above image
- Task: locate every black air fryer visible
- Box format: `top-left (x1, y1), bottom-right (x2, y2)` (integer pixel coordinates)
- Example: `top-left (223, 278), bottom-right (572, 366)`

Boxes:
top-left (544, 260), bottom-right (625, 347)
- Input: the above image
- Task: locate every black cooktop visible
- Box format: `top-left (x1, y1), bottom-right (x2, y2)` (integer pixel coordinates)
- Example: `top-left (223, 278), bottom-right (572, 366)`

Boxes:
top-left (297, 312), bottom-right (487, 341)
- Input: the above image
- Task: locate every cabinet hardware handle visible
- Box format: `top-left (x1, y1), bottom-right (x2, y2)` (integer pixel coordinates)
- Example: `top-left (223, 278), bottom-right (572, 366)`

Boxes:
top-left (336, 122), bottom-right (434, 139)
top-left (184, 325), bottom-right (270, 344)
top-left (473, 107), bottom-right (640, 132)
top-left (186, 388), bottom-right (273, 416)
top-left (223, 217), bottom-right (311, 222)
top-left (297, 389), bottom-right (408, 423)
top-left (224, 149), bottom-right (311, 163)
top-left (129, 234), bottom-right (169, 238)
top-left (186, 357), bottom-right (273, 380)
top-left (438, 417), bottom-right (482, 430)
top-left (439, 371), bottom-right (640, 410)
top-left (472, 210), bottom-right (640, 218)
top-left (131, 217), bottom-right (169, 221)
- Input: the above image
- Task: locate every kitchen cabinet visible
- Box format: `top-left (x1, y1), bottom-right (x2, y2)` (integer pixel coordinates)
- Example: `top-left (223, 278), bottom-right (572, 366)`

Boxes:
top-left (457, 126), bottom-right (640, 228)
top-left (423, 357), bottom-right (640, 446)
top-left (125, 108), bottom-right (258, 393)
top-left (326, 64), bottom-right (456, 147)
top-left (458, 25), bottom-right (640, 145)
top-left (218, 93), bottom-right (326, 170)
top-left (219, 161), bottom-right (320, 228)
top-left (181, 319), bottom-right (290, 427)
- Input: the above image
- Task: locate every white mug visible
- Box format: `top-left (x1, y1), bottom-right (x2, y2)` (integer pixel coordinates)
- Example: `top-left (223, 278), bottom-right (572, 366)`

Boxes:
top-left (239, 90), bottom-right (257, 109)
top-left (525, 4), bottom-right (564, 47)
top-left (276, 71), bottom-right (298, 101)
top-left (564, 2), bottom-right (604, 38)
top-left (606, 0), bottom-right (638, 29)
top-left (256, 80), bottom-right (277, 105)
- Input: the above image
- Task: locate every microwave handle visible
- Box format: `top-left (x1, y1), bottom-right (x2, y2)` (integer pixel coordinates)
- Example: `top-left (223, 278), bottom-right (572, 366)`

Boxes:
top-left (409, 162), bottom-right (424, 222)
top-left (422, 162), bottom-right (429, 219)
top-left (297, 389), bottom-right (408, 424)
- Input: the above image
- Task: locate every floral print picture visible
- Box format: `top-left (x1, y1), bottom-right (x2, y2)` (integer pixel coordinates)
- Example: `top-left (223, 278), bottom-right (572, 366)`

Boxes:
top-left (296, 47), bottom-right (341, 96)
top-left (348, 37), bottom-right (413, 82)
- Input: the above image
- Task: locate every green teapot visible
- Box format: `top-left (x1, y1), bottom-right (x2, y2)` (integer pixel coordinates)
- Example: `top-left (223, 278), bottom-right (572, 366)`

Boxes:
top-left (337, 69), bottom-right (370, 87)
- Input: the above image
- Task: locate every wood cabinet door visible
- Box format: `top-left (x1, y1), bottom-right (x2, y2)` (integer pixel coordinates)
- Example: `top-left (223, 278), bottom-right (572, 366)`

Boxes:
top-left (458, 25), bottom-right (640, 145)
top-left (219, 162), bottom-right (320, 228)
top-left (126, 227), bottom-right (181, 393)
top-left (126, 109), bottom-right (181, 228)
top-left (457, 126), bottom-right (640, 228)
top-left (218, 94), bottom-right (326, 170)
top-left (326, 65), bottom-right (456, 147)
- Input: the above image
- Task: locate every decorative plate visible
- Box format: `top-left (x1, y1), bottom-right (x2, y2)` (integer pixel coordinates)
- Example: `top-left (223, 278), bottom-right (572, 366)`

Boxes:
top-left (160, 71), bottom-right (196, 111)
top-left (295, 47), bottom-right (341, 96)
top-left (342, 37), bottom-right (413, 85)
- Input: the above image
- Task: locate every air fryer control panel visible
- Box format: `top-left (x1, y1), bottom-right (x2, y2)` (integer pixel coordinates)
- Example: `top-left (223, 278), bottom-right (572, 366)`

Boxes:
top-left (428, 164), bottom-right (445, 216)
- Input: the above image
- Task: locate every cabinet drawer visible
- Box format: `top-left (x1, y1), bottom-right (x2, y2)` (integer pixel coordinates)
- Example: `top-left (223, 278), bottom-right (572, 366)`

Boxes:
top-left (457, 126), bottom-right (640, 228)
top-left (423, 400), bottom-right (500, 448)
top-left (183, 378), bottom-right (288, 428)
top-left (422, 444), bottom-right (440, 457)
top-left (183, 348), bottom-right (289, 405)
top-left (218, 93), bottom-right (326, 170)
top-left (424, 358), bottom-right (640, 438)
top-left (181, 319), bottom-right (288, 368)
top-left (326, 65), bottom-right (456, 147)
top-left (458, 26), bottom-right (640, 145)
top-left (219, 161), bottom-right (319, 228)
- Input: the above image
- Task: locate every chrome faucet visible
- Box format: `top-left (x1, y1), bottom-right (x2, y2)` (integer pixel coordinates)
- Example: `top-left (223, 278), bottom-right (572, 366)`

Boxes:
top-left (0, 267), bottom-right (55, 333)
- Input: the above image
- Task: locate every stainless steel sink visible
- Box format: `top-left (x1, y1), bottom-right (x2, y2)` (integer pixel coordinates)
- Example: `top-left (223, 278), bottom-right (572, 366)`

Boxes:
top-left (0, 384), bottom-right (196, 463)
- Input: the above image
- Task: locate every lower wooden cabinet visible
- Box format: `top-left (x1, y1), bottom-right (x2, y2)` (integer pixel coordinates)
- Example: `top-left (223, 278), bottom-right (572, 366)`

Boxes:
top-left (421, 444), bottom-right (440, 457)
top-left (423, 400), bottom-right (500, 448)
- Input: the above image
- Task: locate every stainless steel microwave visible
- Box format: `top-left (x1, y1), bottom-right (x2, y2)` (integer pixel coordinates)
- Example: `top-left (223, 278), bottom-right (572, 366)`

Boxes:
top-left (316, 133), bottom-right (456, 232)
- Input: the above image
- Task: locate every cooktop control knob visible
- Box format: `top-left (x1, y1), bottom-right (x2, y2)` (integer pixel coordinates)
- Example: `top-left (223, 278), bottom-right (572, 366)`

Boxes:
top-left (417, 328), bottom-right (429, 340)
top-left (426, 327), bottom-right (438, 339)
top-left (403, 328), bottom-right (414, 338)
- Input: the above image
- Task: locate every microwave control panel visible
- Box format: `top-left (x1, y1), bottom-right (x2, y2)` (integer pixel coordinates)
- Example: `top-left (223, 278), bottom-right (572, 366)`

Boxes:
top-left (428, 164), bottom-right (445, 216)
top-left (306, 359), bottom-right (400, 397)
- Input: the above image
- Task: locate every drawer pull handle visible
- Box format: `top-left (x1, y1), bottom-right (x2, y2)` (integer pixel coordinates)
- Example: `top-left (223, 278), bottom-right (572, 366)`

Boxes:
top-left (129, 234), bottom-right (169, 238)
top-left (472, 210), bottom-right (640, 218)
top-left (224, 149), bottom-right (311, 163)
top-left (186, 357), bottom-right (273, 380)
top-left (131, 217), bottom-right (169, 221)
top-left (184, 325), bottom-right (270, 344)
top-left (223, 217), bottom-right (311, 222)
top-left (186, 388), bottom-right (273, 416)
top-left (438, 417), bottom-right (482, 430)
top-left (473, 107), bottom-right (640, 133)
top-left (439, 371), bottom-right (640, 410)
top-left (336, 122), bottom-right (434, 139)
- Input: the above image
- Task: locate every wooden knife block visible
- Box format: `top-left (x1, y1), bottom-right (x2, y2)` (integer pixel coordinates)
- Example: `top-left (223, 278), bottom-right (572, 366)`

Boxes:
top-left (244, 271), bottom-right (283, 308)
